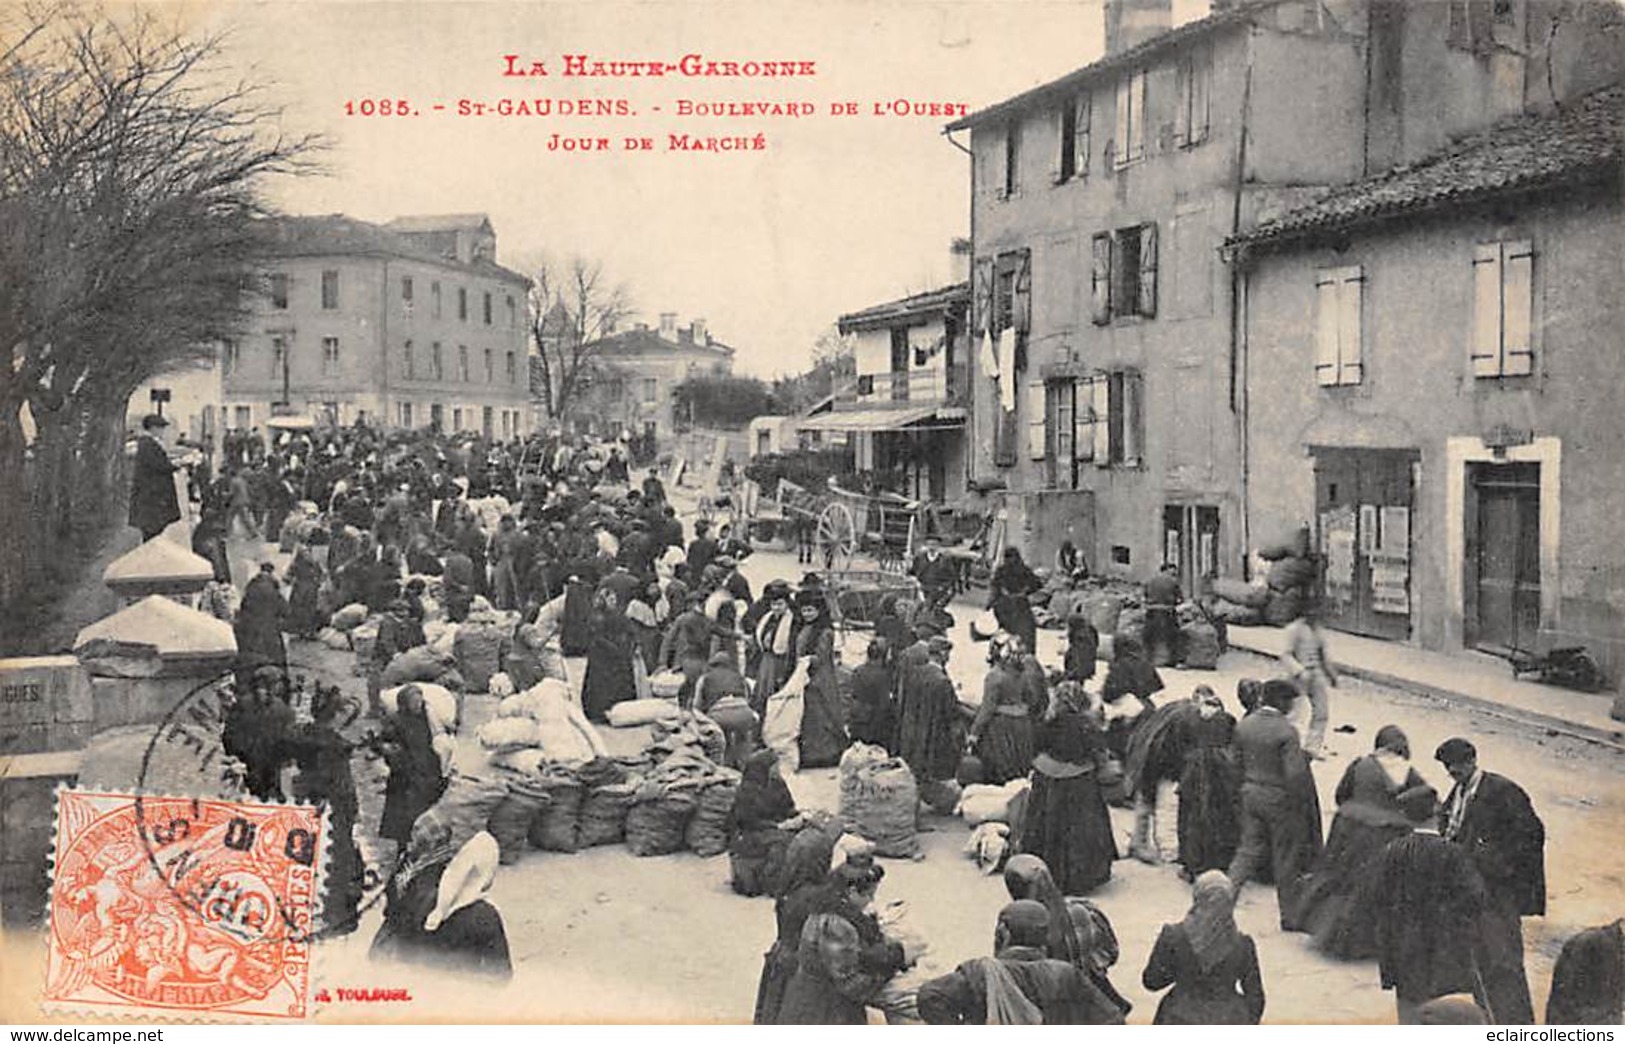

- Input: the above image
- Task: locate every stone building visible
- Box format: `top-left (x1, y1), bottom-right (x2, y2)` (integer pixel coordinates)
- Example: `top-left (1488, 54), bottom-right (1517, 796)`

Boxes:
top-left (569, 315), bottom-right (735, 441)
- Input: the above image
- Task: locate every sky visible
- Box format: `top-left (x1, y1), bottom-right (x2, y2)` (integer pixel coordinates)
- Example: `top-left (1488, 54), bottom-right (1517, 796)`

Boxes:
top-left (187, 0), bottom-right (1129, 378)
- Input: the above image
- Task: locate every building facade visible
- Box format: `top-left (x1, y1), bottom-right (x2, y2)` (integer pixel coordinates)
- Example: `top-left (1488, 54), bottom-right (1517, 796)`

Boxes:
top-left (570, 315), bottom-right (735, 441)
top-left (219, 213), bottom-right (532, 440)
top-left (1232, 84), bottom-right (1624, 676)
top-left (801, 283), bottom-right (970, 504)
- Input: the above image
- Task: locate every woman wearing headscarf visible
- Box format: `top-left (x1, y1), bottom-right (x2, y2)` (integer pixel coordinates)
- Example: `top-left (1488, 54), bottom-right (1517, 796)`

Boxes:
top-left (792, 589), bottom-right (846, 770)
top-left (370, 819), bottom-right (512, 981)
top-left (372, 812), bottom-right (456, 964)
top-left (1177, 686), bottom-right (1243, 879)
top-left (1141, 871), bottom-right (1265, 1024)
top-left (581, 581), bottom-right (636, 723)
top-left (730, 749), bottom-right (800, 897)
top-left (377, 685), bottom-right (449, 850)
top-left (754, 826), bottom-right (840, 1023)
top-left (777, 913), bottom-right (873, 1025)
top-left (967, 634), bottom-right (1037, 785)
top-left (1099, 633), bottom-right (1164, 781)
top-left (1063, 613), bottom-right (1099, 683)
top-left (234, 562), bottom-right (289, 689)
top-left (989, 547), bottom-right (1041, 655)
top-left (775, 855), bottom-right (912, 1024)
top-left (1291, 724), bottom-right (1429, 959)
top-left (1020, 681), bottom-right (1118, 895)
top-left (1003, 854), bottom-right (1131, 1017)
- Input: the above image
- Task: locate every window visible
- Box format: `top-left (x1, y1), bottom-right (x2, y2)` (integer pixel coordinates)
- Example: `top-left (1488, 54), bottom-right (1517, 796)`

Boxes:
top-left (321, 270), bottom-right (339, 310)
top-left (1091, 223), bottom-right (1158, 323)
top-left (458, 345), bottom-right (469, 381)
top-left (432, 281), bottom-right (442, 318)
top-left (483, 347), bottom-right (494, 383)
top-left (482, 405), bottom-right (493, 438)
top-left (404, 340), bottom-right (415, 380)
top-left (1174, 49), bottom-right (1211, 149)
top-left (856, 374), bottom-right (875, 396)
top-left (453, 407), bottom-right (464, 431)
top-left (1045, 379), bottom-right (1078, 488)
top-left (431, 342), bottom-right (444, 380)
top-left (501, 411), bottom-right (512, 439)
top-left (640, 377), bottom-right (659, 404)
top-left (234, 405), bottom-right (252, 429)
top-left (401, 276), bottom-right (414, 307)
top-left (1447, 0), bottom-right (1494, 51)
top-left (1315, 265), bottom-right (1364, 386)
top-left (221, 339), bottom-right (239, 377)
top-left (506, 295), bottom-right (517, 328)
top-left (1076, 370), bottom-right (1145, 468)
top-left (506, 351), bottom-right (517, 384)
top-left (431, 403), bottom-right (444, 430)
top-left (458, 287), bottom-right (468, 321)
top-left (1114, 68), bottom-right (1147, 166)
top-left (269, 274), bottom-right (289, 310)
top-left (321, 336), bottom-right (340, 376)
top-left (1471, 240), bottom-right (1534, 377)
top-left (271, 336), bottom-right (287, 379)
top-left (399, 402), bottom-right (413, 428)
top-left (483, 291), bottom-right (493, 325)
top-left (1057, 95), bottom-right (1091, 183)
top-left (975, 249), bottom-right (1033, 467)
top-left (1000, 121), bottom-right (1021, 199)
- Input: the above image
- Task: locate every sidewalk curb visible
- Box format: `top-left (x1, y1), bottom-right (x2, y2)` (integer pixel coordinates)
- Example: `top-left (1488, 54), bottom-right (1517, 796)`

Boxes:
top-left (1225, 638), bottom-right (1625, 755)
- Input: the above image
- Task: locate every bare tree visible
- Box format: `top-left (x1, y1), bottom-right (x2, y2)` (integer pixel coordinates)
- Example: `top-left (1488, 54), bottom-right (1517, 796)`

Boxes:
top-left (0, 3), bottom-right (322, 621)
top-left (526, 254), bottom-right (634, 426)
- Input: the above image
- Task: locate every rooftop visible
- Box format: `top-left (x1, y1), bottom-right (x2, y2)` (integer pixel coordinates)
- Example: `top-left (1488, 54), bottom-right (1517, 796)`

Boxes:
top-left (264, 214), bottom-right (529, 284)
top-left (1230, 84), bottom-right (1625, 249)
top-left (837, 282), bottom-right (969, 334)
top-left (384, 213), bottom-right (494, 233)
top-left (589, 326), bottom-right (735, 357)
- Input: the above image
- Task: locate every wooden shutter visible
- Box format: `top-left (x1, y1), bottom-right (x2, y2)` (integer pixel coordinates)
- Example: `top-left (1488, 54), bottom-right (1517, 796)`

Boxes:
top-left (1091, 374), bottom-right (1111, 465)
top-left (1173, 61), bottom-right (1190, 148)
top-left (1074, 377), bottom-right (1096, 463)
top-left (1091, 234), bottom-right (1113, 325)
top-left (1130, 71), bottom-right (1146, 161)
top-left (1123, 370), bottom-right (1145, 467)
top-left (1074, 95), bottom-right (1092, 179)
top-left (1053, 381), bottom-right (1076, 485)
top-left (1027, 380), bottom-right (1047, 460)
top-left (1315, 270), bottom-right (1340, 385)
top-left (1049, 107), bottom-right (1065, 185)
top-left (1448, 0), bottom-right (1469, 46)
top-left (1014, 249), bottom-right (1033, 334)
top-left (974, 258), bottom-right (996, 336)
top-left (1190, 53), bottom-right (1210, 144)
top-left (1114, 77), bottom-right (1131, 166)
top-left (1502, 240), bottom-right (1534, 376)
top-left (1137, 222), bottom-right (1158, 318)
top-left (1337, 266), bottom-right (1364, 385)
top-left (1468, 0), bottom-right (1493, 50)
top-left (1471, 243), bottom-right (1503, 376)
top-left (995, 408), bottom-right (1019, 467)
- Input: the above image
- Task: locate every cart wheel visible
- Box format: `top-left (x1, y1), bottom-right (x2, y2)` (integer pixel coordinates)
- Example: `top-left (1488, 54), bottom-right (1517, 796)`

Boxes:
top-left (817, 502), bottom-right (856, 570)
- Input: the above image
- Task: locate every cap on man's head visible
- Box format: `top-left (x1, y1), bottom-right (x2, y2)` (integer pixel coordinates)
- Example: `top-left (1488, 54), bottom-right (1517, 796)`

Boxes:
top-left (1260, 678), bottom-right (1299, 712)
top-left (927, 635), bottom-right (954, 656)
top-left (997, 899), bottom-right (1052, 947)
top-left (1434, 737), bottom-right (1477, 765)
top-left (1396, 783), bottom-right (1440, 824)
top-left (142, 414), bottom-right (169, 430)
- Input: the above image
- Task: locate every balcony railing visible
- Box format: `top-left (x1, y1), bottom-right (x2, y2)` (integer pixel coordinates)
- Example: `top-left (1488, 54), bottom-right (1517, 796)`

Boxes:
top-left (836, 364), bottom-right (968, 410)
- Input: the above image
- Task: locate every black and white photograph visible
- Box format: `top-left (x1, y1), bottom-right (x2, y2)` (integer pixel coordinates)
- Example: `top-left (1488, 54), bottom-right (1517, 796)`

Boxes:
top-left (1, 0), bottom-right (1623, 1027)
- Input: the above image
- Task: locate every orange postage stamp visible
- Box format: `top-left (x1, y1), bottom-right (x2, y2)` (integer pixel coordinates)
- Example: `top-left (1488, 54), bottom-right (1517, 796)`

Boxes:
top-left (45, 789), bottom-right (326, 1021)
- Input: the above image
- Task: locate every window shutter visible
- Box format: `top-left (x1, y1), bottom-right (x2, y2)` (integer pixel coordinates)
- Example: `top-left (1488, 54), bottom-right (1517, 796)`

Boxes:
top-left (1131, 71), bottom-right (1147, 161)
top-left (1448, 0), bottom-right (1469, 46)
top-left (1191, 55), bottom-right (1210, 144)
top-left (1049, 107), bottom-right (1065, 185)
top-left (1075, 96), bottom-right (1092, 178)
top-left (1338, 266), bottom-right (1364, 385)
top-left (1123, 371), bottom-right (1145, 467)
top-left (1173, 61), bottom-right (1190, 148)
top-left (1315, 271), bottom-right (1340, 385)
top-left (1027, 381), bottom-right (1047, 460)
top-left (1091, 234), bottom-right (1113, 325)
top-left (1137, 222), bottom-right (1159, 318)
top-left (1014, 249), bottom-right (1033, 334)
top-left (1115, 77), bottom-right (1131, 166)
top-left (1091, 374), bottom-right (1111, 465)
top-left (1471, 243), bottom-right (1503, 376)
top-left (1074, 377), bottom-right (1096, 462)
top-left (995, 409), bottom-right (1019, 467)
top-left (997, 128), bottom-right (1011, 200)
top-left (1502, 240), bottom-right (1534, 376)
top-left (974, 258), bottom-right (996, 336)
top-left (1468, 0), bottom-right (1493, 50)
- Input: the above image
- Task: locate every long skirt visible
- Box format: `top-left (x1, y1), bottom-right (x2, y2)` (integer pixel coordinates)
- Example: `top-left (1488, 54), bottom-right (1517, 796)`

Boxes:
top-left (1292, 813), bottom-right (1410, 960)
top-left (754, 941), bottom-right (796, 1025)
top-left (582, 637), bottom-right (635, 723)
top-left (797, 675), bottom-right (847, 770)
top-left (978, 715), bottom-right (1035, 785)
top-left (1021, 769), bottom-right (1118, 895)
top-left (1178, 747), bottom-right (1242, 875)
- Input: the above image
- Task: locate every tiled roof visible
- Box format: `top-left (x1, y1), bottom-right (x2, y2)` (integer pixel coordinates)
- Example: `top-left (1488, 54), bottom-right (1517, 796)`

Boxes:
top-left (384, 213), bottom-right (493, 233)
top-left (945, 1), bottom-right (1279, 132)
top-left (263, 214), bottom-right (529, 284)
top-left (589, 328), bottom-right (735, 357)
top-left (1231, 85), bottom-right (1625, 248)
top-left (838, 282), bottom-right (969, 333)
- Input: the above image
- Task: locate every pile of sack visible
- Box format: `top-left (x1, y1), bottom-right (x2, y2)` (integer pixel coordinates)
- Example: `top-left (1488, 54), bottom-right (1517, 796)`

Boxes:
top-left (837, 742), bottom-right (921, 860)
top-left (1258, 526), bottom-right (1317, 626)
top-left (454, 606), bottom-right (514, 692)
top-left (1205, 578), bottom-right (1270, 627)
top-left (478, 679), bottom-right (609, 771)
top-left (1176, 602), bottom-right (1225, 670)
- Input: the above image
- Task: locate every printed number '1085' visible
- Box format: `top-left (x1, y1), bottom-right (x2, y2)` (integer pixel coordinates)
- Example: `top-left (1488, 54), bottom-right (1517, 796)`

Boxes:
top-left (345, 99), bottom-right (412, 116)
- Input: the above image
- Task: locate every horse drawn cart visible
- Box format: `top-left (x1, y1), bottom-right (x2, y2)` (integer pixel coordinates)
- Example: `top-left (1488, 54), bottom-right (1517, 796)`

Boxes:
top-left (745, 478), bottom-right (924, 570)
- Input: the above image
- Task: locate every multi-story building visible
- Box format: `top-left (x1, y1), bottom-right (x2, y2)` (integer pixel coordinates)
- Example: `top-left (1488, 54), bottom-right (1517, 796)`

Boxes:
top-left (220, 213), bottom-right (532, 440)
top-left (799, 282), bottom-right (970, 503)
top-left (1228, 10), bottom-right (1624, 675)
top-left (569, 315), bottom-right (735, 441)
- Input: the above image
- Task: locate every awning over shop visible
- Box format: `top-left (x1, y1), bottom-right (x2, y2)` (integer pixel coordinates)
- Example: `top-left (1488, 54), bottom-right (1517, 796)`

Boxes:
top-left (796, 405), bottom-right (961, 434)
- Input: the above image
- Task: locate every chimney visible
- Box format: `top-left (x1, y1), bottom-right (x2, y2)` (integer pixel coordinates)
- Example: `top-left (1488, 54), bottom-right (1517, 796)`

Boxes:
top-left (690, 318), bottom-right (707, 345)
top-left (1105, 0), bottom-right (1173, 55)
top-left (658, 312), bottom-right (677, 340)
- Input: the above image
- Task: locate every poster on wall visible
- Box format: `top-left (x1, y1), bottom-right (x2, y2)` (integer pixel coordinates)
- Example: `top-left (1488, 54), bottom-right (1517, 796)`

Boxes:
top-left (1371, 505), bottom-right (1412, 615)
top-left (1321, 505), bottom-right (1357, 605)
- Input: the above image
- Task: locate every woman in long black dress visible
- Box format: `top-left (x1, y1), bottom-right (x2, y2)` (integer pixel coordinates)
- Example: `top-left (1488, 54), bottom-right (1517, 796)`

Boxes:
top-left (730, 749), bottom-right (800, 897)
top-left (1021, 681), bottom-right (1118, 895)
top-left (1141, 871), bottom-right (1265, 1024)
top-left (370, 816), bottom-right (513, 981)
top-left (377, 686), bottom-right (448, 850)
top-left (793, 591), bottom-right (846, 770)
top-left (989, 547), bottom-right (1041, 655)
top-left (967, 634), bottom-right (1036, 785)
top-left (754, 826), bottom-right (840, 1024)
top-left (1177, 687), bottom-right (1242, 879)
top-left (581, 582), bottom-right (636, 723)
top-left (1292, 724), bottom-right (1428, 958)
top-left (285, 545), bottom-right (325, 639)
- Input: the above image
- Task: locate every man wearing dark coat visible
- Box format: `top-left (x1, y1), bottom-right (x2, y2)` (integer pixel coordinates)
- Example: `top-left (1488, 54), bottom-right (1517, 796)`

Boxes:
top-left (1370, 785), bottom-right (1489, 1023)
top-left (893, 636), bottom-right (962, 796)
top-left (1436, 737), bottom-right (1546, 1024)
top-left (1546, 920), bottom-right (1625, 1024)
top-left (129, 414), bottom-right (182, 542)
top-left (234, 562), bottom-right (289, 688)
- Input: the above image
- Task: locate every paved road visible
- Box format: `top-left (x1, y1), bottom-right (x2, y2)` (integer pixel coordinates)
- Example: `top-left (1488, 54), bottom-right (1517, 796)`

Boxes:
top-left (251, 537), bottom-right (1625, 1023)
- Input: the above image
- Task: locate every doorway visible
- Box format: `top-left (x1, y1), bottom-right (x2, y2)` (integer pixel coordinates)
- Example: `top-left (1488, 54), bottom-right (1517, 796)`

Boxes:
top-left (1469, 462), bottom-right (1541, 652)
top-left (1162, 504), bottom-right (1220, 599)
top-left (1312, 448), bottom-right (1417, 641)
